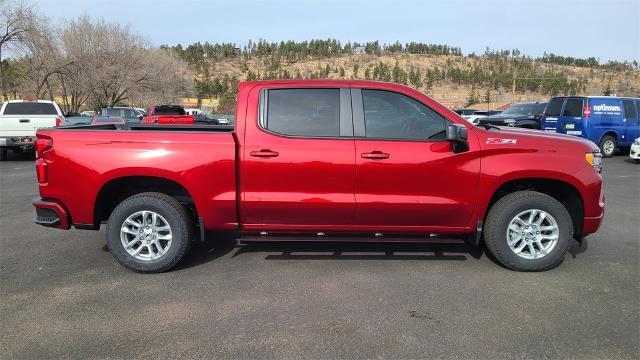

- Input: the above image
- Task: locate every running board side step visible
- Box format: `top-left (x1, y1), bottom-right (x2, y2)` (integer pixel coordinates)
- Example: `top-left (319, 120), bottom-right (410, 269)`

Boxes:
top-left (237, 235), bottom-right (466, 244)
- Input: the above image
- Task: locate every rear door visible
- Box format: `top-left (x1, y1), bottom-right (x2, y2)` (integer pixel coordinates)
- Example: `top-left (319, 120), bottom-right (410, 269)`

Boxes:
top-left (241, 87), bottom-right (356, 229)
top-left (542, 97), bottom-right (564, 132)
top-left (352, 88), bottom-right (480, 232)
top-left (621, 99), bottom-right (638, 145)
top-left (558, 97), bottom-right (585, 137)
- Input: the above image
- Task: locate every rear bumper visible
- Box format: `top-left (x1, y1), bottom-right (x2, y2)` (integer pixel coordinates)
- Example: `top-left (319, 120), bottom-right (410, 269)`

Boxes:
top-left (0, 136), bottom-right (35, 150)
top-left (33, 197), bottom-right (70, 230)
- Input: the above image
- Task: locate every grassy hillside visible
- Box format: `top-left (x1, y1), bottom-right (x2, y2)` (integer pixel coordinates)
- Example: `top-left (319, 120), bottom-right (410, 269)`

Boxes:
top-left (166, 40), bottom-right (640, 111)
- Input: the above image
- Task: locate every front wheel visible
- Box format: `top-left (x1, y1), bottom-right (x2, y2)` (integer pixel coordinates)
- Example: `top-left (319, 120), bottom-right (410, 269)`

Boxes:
top-left (106, 192), bottom-right (193, 273)
top-left (599, 135), bottom-right (616, 158)
top-left (484, 191), bottom-right (573, 271)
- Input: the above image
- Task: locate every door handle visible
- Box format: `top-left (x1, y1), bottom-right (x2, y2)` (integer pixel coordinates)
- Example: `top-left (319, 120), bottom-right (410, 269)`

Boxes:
top-left (19, 119), bottom-right (30, 123)
top-left (250, 149), bottom-right (279, 158)
top-left (361, 151), bottom-right (390, 160)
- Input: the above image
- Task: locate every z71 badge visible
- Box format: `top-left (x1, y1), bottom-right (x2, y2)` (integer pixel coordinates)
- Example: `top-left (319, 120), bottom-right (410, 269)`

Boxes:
top-left (486, 138), bottom-right (517, 144)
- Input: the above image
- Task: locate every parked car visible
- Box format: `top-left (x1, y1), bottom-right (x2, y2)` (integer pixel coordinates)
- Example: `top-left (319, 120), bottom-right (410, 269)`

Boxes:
top-left (454, 108), bottom-right (476, 116)
top-left (32, 80), bottom-right (604, 273)
top-left (91, 116), bottom-right (125, 125)
top-left (185, 108), bottom-right (203, 116)
top-left (0, 100), bottom-right (64, 160)
top-left (630, 137), bottom-right (640, 163)
top-left (101, 107), bottom-right (143, 123)
top-left (541, 96), bottom-right (640, 157)
top-left (194, 114), bottom-right (232, 125)
top-left (80, 110), bottom-right (95, 117)
top-left (63, 116), bottom-right (92, 126)
top-left (466, 111), bottom-right (498, 124)
top-left (141, 105), bottom-right (195, 125)
top-left (477, 102), bottom-right (547, 129)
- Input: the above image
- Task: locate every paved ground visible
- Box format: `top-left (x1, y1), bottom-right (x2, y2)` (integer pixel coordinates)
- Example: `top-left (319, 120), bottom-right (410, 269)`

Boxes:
top-left (1, 152), bottom-right (638, 359)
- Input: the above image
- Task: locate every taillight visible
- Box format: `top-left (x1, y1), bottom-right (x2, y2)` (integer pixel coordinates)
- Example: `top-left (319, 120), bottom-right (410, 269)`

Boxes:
top-left (35, 136), bottom-right (53, 183)
top-left (55, 117), bottom-right (61, 126)
top-left (35, 137), bottom-right (53, 159)
top-left (36, 158), bottom-right (48, 183)
top-left (583, 100), bottom-right (591, 118)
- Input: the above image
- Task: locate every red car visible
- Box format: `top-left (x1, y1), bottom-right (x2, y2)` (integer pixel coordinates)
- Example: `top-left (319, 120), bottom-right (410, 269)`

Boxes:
top-left (32, 80), bottom-right (604, 273)
top-left (91, 115), bottom-right (125, 125)
top-left (141, 105), bottom-right (194, 125)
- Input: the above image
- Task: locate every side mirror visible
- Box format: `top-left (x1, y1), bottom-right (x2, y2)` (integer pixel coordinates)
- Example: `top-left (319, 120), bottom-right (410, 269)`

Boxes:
top-left (446, 124), bottom-right (469, 153)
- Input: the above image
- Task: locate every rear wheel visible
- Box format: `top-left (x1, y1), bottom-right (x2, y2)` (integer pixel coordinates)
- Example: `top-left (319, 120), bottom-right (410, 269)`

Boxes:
top-left (599, 135), bottom-right (616, 158)
top-left (106, 192), bottom-right (193, 273)
top-left (484, 191), bottom-right (573, 271)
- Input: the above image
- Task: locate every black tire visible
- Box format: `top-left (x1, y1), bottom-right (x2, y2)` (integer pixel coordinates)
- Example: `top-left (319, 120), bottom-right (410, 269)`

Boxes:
top-left (0, 148), bottom-right (7, 161)
top-left (106, 192), bottom-right (193, 273)
top-left (484, 191), bottom-right (573, 272)
top-left (599, 135), bottom-right (616, 158)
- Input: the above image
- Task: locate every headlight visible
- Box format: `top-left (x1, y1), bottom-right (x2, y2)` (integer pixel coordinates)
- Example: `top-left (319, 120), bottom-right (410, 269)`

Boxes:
top-left (634, 138), bottom-right (640, 146)
top-left (585, 150), bottom-right (603, 173)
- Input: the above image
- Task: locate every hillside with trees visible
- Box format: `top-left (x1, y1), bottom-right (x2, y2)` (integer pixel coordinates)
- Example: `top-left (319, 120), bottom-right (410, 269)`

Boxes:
top-left (2, 0), bottom-right (638, 114)
top-left (165, 39), bottom-right (640, 112)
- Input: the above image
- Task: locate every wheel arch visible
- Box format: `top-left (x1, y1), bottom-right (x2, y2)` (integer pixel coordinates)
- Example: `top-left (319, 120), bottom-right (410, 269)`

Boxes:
top-left (94, 175), bottom-right (198, 227)
top-left (482, 177), bottom-right (585, 238)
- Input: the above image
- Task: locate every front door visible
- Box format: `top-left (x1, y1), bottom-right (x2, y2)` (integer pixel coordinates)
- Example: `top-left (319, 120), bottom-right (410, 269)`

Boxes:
top-left (352, 88), bottom-right (480, 232)
top-left (241, 87), bottom-right (356, 229)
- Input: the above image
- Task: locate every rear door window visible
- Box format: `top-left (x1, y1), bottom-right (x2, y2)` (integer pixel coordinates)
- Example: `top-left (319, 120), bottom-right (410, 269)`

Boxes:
top-left (622, 100), bottom-right (636, 118)
top-left (265, 88), bottom-right (340, 137)
top-left (545, 98), bottom-right (564, 117)
top-left (3, 102), bottom-right (57, 115)
top-left (562, 99), bottom-right (583, 117)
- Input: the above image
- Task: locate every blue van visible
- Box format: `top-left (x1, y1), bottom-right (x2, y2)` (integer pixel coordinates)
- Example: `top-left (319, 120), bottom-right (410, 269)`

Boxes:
top-left (541, 96), bottom-right (640, 157)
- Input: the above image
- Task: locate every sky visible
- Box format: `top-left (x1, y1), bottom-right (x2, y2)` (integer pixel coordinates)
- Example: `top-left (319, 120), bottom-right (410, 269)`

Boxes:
top-left (36, 0), bottom-right (640, 62)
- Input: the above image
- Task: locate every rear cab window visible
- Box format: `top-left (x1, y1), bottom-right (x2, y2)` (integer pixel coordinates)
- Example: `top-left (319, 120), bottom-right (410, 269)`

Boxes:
top-left (263, 88), bottom-right (340, 137)
top-left (3, 102), bottom-right (58, 115)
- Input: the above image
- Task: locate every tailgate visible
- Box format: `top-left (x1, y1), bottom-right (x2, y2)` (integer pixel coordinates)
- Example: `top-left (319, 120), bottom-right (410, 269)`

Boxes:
top-left (0, 115), bottom-right (58, 137)
top-left (156, 115), bottom-right (195, 124)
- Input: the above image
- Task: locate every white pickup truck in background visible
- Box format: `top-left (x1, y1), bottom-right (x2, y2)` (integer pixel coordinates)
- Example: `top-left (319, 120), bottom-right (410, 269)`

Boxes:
top-left (0, 100), bottom-right (64, 160)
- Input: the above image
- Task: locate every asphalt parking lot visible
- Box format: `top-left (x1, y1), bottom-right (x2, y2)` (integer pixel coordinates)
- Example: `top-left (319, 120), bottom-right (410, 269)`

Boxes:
top-left (1, 152), bottom-right (638, 359)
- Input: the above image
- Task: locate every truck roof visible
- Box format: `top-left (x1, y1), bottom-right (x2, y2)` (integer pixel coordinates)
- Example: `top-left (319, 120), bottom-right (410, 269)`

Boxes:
top-left (3, 99), bottom-right (58, 104)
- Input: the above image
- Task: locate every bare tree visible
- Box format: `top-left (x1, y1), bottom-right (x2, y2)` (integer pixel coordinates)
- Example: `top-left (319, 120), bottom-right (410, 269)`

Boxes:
top-left (0, 0), bottom-right (42, 100)
top-left (59, 16), bottom-right (192, 111)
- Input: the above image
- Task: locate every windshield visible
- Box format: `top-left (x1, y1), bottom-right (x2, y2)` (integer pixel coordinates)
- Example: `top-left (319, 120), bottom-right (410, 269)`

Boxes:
top-left (501, 103), bottom-right (546, 116)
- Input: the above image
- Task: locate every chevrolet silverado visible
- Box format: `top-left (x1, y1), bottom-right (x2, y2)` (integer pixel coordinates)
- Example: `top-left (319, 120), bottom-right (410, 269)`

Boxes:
top-left (32, 80), bottom-right (605, 273)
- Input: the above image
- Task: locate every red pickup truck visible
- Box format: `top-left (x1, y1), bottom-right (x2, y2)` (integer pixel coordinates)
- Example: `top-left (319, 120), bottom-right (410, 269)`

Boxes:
top-left (141, 105), bottom-right (194, 125)
top-left (33, 80), bottom-right (604, 273)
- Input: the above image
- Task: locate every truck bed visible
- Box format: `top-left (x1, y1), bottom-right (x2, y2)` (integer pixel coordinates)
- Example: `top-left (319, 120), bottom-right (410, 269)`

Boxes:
top-left (36, 124), bottom-right (238, 229)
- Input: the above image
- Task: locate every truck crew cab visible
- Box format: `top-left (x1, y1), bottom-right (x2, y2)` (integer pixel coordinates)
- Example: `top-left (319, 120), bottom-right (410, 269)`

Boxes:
top-left (32, 80), bottom-right (604, 273)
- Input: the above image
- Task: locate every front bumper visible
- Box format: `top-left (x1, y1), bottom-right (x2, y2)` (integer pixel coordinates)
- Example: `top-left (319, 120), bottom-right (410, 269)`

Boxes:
top-left (33, 198), bottom-right (70, 230)
top-left (630, 143), bottom-right (640, 160)
top-left (582, 189), bottom-right (605, 236)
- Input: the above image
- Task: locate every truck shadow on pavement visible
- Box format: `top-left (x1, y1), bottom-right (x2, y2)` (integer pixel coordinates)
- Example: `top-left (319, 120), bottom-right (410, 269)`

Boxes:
top-left (174, 232), bottom-right (488, 270)
top-left (175, 233), bottom-right (589, 271)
